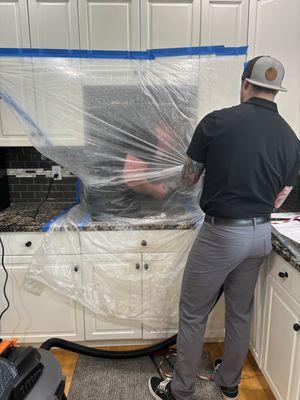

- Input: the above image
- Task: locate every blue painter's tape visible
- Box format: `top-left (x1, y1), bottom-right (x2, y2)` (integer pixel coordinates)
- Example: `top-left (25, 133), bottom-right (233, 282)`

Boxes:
top-left (75, 178), bottom-right (81, 204)
top-left (78, 212), bottom-right (91, 228)
top-left (0, 91), bottom-right (52, 146)
top-left (41, 204), bottom-right (75, 232)
top-left (0, 46), bottom-right (248, 60)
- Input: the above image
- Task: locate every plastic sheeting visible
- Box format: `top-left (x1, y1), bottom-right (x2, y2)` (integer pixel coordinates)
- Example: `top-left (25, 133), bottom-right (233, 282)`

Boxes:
top-left (0, 50), bottom-right (245, 330)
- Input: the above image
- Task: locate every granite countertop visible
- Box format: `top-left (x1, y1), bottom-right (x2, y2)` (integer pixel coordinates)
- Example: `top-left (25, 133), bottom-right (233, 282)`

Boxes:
top-left (0, 203), bottom-right (73, 233)
top-left (0, 203), bottom-right (195, 232)
top-left (0, 203), bottom-right (299, 272)
top-left (271, 234), bottom-right (300, 272)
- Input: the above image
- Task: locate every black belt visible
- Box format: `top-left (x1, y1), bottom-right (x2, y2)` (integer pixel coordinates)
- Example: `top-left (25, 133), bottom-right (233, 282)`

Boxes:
top-left (205, 215), bottom-right (271, 227)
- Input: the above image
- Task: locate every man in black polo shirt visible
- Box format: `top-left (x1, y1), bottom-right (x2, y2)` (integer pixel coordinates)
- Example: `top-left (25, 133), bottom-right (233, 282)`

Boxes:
top-left (148, 56), bottom-right (300, 400)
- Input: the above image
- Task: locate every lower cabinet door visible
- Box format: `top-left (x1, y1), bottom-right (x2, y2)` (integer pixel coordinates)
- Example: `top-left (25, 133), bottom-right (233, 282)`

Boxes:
top-left (142, 252), bottom-right (187, 339)
top-left (250, 258), bottom-right (269, 367)
top-left (0, 256), bottom-right (84, 343)
top-left (82, 253), bottom-right (143, 340)
top-left (262, 275), bottom-right (300, 400)
top-left (141, 252), bottom-right (225, 340)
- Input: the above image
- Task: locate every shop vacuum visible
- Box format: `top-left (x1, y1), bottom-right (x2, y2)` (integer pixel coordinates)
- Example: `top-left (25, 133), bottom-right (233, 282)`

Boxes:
top-left (0, 339), bottom-right (67, 400)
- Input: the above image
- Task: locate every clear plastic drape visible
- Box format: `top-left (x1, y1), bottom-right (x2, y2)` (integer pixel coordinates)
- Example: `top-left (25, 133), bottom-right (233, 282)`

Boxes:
top-left (0, 53), bottom-right (245, 329)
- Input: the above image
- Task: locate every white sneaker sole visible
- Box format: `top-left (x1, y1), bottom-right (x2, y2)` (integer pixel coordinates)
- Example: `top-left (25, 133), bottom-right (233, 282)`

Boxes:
top-left (222, 393), bottom-right (238, 400)
top-left (148, 378), bottom-right (164, 400)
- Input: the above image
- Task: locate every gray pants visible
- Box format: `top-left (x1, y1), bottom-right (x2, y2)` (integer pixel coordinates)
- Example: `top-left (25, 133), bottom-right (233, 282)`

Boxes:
top-left (171, 220), bottom-right (272, 400)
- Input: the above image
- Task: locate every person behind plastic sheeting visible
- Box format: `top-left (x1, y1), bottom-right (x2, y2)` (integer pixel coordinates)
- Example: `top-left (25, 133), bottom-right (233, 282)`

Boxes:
top-left (83, 122), bottom-right (178, 219)
top-left (82, 82), bottom-right (195, 220)
top-left (148, 56), bottom-right (300, 400)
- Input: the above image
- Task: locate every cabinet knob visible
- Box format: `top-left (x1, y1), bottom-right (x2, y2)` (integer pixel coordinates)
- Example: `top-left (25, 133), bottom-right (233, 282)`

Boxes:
top-left (278, 271), bottom-right (288, 279)
top-left (141, 240), bottom-right (147, 247)
top-left (25, 241), bottom-right (32, 247)
top-left (135, 263), bottom-right (141, 270)
top-left (294, 323), bottom-right (300, 332)
top-left (144, 263), bottom-right (149, 270)
top-left (74, 265), bottom-right (79, 272)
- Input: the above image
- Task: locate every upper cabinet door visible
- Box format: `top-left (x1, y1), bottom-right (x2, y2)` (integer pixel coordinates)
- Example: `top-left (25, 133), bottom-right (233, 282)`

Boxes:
top-left (78, 0), bottom-right (140, 50)
top-left (201, 0), bottom-right (249, 46)
top-left (28, 0), bottom-right (80, 49)
top-left (0, 0), bottom-right (30, 47)
top-left (141, 0), bottom-right (201, 50)
top-left (0, 1), bottom-right (31, 145)
top-left (248, 0), bottom-right (300, 134)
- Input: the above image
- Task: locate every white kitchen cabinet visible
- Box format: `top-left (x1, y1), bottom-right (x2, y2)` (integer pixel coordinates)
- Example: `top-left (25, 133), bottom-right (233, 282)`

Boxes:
top-left (0, 0), bottom-right (83, 146)
top-left (28, 0), bottom-right (80, 49)
top-left (28, 0), bottom-right (84, 146)
top-left (248, 0), bottom-right (300, 135)
top-left (0, 231), bottom-right (81, 256)
top-left (0, 0), bottom-right (31, 146)
top-left (197, 0), bottom-right (249, 119)
top-left (250, 257), bottom-right (269, 367)
top-left (81, 231), bottom-right (213, 341)
top-left (141, 0), bottom-right (201, 50)
top-left (31, 57), bottom-right (85, 146)
top-left (0, 0), bottom-right (30, 48)
top-left (142, 251), bottom-right (225, 340)
top-left (142, 252), bottom-right (187, 339)
top-left (78, 0), bottom-right (140, 51)
top-left (201, 0), bottom-right (249, 47)
top-left (80, 229), bottom-right (197, 254)
top-left (261, 260), bottom-right (300, 400)
top-left (0, 255), bottom-right (84, 344)
top-left (82, 253), bottom-right (143, 340)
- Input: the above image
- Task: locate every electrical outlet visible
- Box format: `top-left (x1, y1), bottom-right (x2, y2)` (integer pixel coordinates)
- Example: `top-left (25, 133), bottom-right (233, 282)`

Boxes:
top-left (52, 165), bottom-right (62, 180)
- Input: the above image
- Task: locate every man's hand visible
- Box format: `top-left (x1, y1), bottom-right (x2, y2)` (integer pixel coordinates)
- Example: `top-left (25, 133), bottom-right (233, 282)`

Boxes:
top-left (152, 183), bottom-right (169, 200)
top-left (124, 154), bottom-right (169, 200)
top-left (274, 186), bottom-right (293, 209)
top-left (181, 157), bottom-right (205, 187)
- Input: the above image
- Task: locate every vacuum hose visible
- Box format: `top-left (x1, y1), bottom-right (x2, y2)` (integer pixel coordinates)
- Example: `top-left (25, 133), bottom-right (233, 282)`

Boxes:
top-left (41, 286), bottom-right (224, 358)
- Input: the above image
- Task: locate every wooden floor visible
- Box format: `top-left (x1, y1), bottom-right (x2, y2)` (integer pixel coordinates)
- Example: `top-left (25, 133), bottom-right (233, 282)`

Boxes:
top-left (52, 343), bottom-right (276, 400)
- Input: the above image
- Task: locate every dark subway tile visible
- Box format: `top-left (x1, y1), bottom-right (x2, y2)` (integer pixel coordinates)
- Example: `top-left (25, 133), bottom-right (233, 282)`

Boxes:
top-left (20, 178), bottom-right (35, 184)
top-left (19, 153), bottom-right (32, 162)
top-left (31, 153), bottom-right (43, 161)
top-left (8, 177), bottom-right (20, 184)
top-left (62, 192), bottom-right (76, 200)
top-left (9, 192), bottom-right (21, 199)
top-left (21, 192), bottom-right (35, 199)
top-left (12, 161), bottom-right (26, 168)
top-left (27, 184), bottom-right (42, 192)
top-left (23, 147), bottom-right (35, 154)
top-left (35, 177), bottom-right (51, 184)
top-left (14, 184), bottom-right (28, 192)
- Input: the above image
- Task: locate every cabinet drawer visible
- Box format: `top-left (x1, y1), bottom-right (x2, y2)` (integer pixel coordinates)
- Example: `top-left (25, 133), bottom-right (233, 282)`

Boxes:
top-left (80, 229), bottom-right (198, 254)
top-left (269, 252), bottom-right (300, 304)
top-left (0, 233), bottom-right (44, 256)
top-left (0, 232), bottom-right (81, 255)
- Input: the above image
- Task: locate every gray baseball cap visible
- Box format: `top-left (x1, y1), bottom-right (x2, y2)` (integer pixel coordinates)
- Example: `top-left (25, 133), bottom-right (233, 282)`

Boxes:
top-left (242, 56), bottom-right (287, 92)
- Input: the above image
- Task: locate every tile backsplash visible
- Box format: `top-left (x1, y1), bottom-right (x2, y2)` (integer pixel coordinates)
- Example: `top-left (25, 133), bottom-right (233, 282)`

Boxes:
top-left (0, 147), bottom-right (299, 211)
top-left (3, 147), bottom-right (77, 204)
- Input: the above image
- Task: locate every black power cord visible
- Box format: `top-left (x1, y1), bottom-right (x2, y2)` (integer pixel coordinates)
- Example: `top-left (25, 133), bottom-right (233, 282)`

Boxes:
top-left (32, 173), bottom-right (58, 220)
top-left (1, 173), bottom-right (60, 231)
top-left (0, 175), bottom-right (59, 320)
top-left (0, 237), bottom-right (10, 322)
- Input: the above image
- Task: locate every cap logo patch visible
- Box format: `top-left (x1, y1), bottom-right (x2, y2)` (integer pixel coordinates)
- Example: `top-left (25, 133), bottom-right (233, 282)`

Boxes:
top-left (265, 67), bottom-right (278, 81)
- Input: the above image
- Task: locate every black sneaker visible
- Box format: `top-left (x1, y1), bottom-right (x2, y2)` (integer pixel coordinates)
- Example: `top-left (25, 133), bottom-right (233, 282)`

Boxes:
top-left (214, 359), bottom-right (239, 400)
top-left (148, 377), bottom-right (175, 400)
top-left (220, 386), bottom-right (239, 399)
top-left (214, 358), bottom-right (223, 374)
